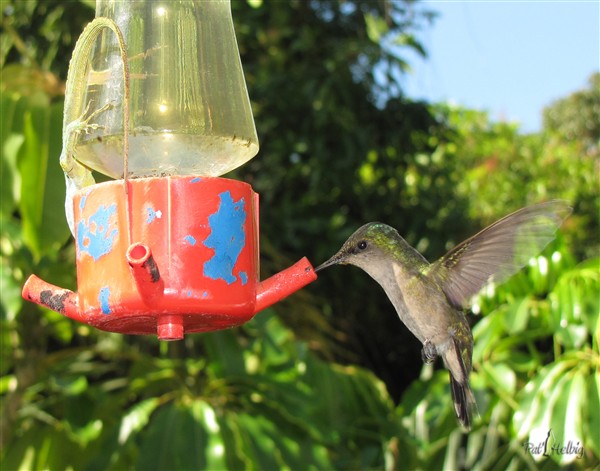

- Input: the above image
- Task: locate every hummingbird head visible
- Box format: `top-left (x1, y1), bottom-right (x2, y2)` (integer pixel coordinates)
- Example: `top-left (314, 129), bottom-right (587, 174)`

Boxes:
top-left (315, 222), bottom-right (401, 272)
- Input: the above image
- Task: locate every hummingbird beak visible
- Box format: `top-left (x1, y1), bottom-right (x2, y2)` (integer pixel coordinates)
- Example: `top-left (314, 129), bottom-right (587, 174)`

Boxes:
top-left (315, 253), bottom-right (345, 272)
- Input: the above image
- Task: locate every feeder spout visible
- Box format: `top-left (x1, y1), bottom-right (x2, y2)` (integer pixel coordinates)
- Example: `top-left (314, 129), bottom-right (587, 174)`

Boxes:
top-left (126, 243), bottom-right (164, 302)
top-left (255, 257), bottom-right (317, 313)
top-left (21, 275), bottom-right (82, 321)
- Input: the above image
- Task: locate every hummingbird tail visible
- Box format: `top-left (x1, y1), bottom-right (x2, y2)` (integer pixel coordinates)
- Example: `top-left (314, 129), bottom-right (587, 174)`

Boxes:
top-left (449, 373), bottom-right (475, 430)
top-left (443, 337), bottom-right (476, 430)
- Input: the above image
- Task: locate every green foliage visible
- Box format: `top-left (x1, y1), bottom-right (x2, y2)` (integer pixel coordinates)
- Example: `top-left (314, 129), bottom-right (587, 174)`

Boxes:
top-left (543, 72), bottom-right (600, 153)
top-left (2, 87), bottom-right (70, 259)
top-left (1, 311), bottom-right (403, 470)
top-left (2, 1), bottom-right (599, 469)
top-left (1, 0), bottom-right (95, 74)
top-left (430, 101), bottom-right (599, 260)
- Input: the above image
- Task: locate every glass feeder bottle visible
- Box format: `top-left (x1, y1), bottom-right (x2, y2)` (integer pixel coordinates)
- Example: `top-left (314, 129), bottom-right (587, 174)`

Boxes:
top-left (73, 0), bottom-right (259, 179)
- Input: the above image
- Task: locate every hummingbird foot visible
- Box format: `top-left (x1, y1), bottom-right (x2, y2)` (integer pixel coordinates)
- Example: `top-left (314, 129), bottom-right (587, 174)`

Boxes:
top-left (421, 340), bottom-right (437, 365)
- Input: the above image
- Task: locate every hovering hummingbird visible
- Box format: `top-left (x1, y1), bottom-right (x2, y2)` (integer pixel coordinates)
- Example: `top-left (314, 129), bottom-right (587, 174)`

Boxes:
top-left (316, 200), bottom-right (572, 429)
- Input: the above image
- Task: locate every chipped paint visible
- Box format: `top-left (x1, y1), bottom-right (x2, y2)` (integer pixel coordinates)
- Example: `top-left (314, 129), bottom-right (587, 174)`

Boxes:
top-left (146, 207), bottom-right (163, 223)
top-left (203, 191), bottom-right (246, 284)
top-left (77, 204), bottom-right (118, 261)
top-left (190, 177), bottom-right (202, 183)
top-left (202, 291), bottom-right (209, 298)
top-left (184, 235), bottom-right (197, 246)
top-left (39, 290), bottom-right (69, 314)
top-left (143, 256), bottom-right (161, 282)
top-left (79, 188), bottom-right (92, 210)
top-left (239, 272), bottom-right (248, 285)
top-left (99, 287), bottom-right (111, 314)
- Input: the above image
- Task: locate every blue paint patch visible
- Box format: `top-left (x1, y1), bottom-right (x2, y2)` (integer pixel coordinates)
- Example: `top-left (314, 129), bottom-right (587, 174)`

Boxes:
top-left (146, 207), bottom-right (162, 223)
top-left (79, 189), bottom-right (92, 210)
top-left (239, 271), bottom-right (248, 285)
top-left (184, 235), bottom-right (197, 246)
top-left (203, 191), bottom-right (246, 284)
top-left (99, 287), bottom-right (111, 314)
top-left (190, 177), bottom-right (202, 183)
top-left (202, 291), bottom-right (209, 298)
top-left (77, 204), bottom-right (118, 261)
top-left (187, 290), bottom-right (192, 297)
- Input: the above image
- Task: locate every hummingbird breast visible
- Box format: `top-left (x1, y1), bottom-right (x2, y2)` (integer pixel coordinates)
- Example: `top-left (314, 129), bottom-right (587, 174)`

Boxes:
top-left (388, 262), bottom-right (465, 348)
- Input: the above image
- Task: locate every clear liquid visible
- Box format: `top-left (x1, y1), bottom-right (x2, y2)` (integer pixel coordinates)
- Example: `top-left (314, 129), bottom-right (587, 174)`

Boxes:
top-left (74, 0), bottom-right (259, 179)
top-left (75, 133), bottom-right (259, 178)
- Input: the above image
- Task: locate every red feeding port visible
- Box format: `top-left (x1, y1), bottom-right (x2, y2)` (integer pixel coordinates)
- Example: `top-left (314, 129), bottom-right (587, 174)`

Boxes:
top-left (22, 176), bottom-right (317, 340)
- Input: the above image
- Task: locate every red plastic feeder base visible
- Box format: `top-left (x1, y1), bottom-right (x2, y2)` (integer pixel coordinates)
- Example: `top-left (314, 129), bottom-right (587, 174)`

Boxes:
top-left (22, 176), bottom-right (317, 340)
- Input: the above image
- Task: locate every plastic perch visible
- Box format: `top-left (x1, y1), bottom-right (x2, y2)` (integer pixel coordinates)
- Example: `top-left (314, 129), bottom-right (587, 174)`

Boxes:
top-left (126, 243), bottom-right (179, 340)
top-left (255, 257), bottom-right (315, 312)
top-left (21, 275), bottom-right (82, 322)
top-left (21, 256), bottom-right (317, 340)
top-left (126, 243), bottom-right (164, 301)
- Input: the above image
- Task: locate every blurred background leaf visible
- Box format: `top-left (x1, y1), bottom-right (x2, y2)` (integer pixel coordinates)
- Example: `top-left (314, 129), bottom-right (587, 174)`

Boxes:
top-left (1, 0), bottom-right (598, 469)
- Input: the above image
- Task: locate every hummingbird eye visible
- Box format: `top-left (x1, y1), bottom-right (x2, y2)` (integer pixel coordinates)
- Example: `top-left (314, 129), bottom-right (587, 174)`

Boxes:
top-left (357, 240), bottom-right (368, 251)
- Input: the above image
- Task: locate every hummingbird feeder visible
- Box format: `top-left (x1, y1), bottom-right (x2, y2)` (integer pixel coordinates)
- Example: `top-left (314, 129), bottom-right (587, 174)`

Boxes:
top-left (21, 0), bottom-right (317, 340)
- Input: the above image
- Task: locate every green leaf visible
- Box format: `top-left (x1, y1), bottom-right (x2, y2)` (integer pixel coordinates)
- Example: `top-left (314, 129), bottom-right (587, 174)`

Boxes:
top-left (584, 374), bottom-right (600, 458)
top-left (204, 329), bottom-right (246, 378)
top-left (514, 361), bottom-right (569, 438)
top-left (0, 252), bottom-right (24, 321)
top-left (17, 98), bottom-right (69, 259)
top-left (482, 362), bottom-right (516, 397)
top-left (546, 374), bottom-right (573, 457)
top-left (472, 309), bottom-right (506, 362)
top-left (0, 373), bottom-right (15, 394)
top-left (0, 423), bottom-right (88, 471)
top-left (136, 401), bottom-right (211, 471)
top-left (550, 259), bottom-right (599, 349)
top-left (393, 33), bottom-right (427, 57)
top-left (17, 103), bottom-right (46, 256)
top-left (79, 0), bottom-right (97, 9)
top-left (502, 296), bottom-right (530, 334)
top-left (54, 375), bottom-right (88, 395)
top-left (190, 401), bottom-right (227, 471)
top-left (562, 372), bottom-right (585, 453)
top-left (66, 418), bottom-right (103, 447)
top-left (1, 91), bottom-right (25, 217)
top-left (365, 13), bottom-right (388, 43)
top-left (118, 397), bottom-right (161, 445)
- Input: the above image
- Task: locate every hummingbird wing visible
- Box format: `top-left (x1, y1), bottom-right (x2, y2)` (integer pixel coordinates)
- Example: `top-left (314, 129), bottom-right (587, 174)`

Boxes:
top-left (427, 200), bottom-right (572, 309)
